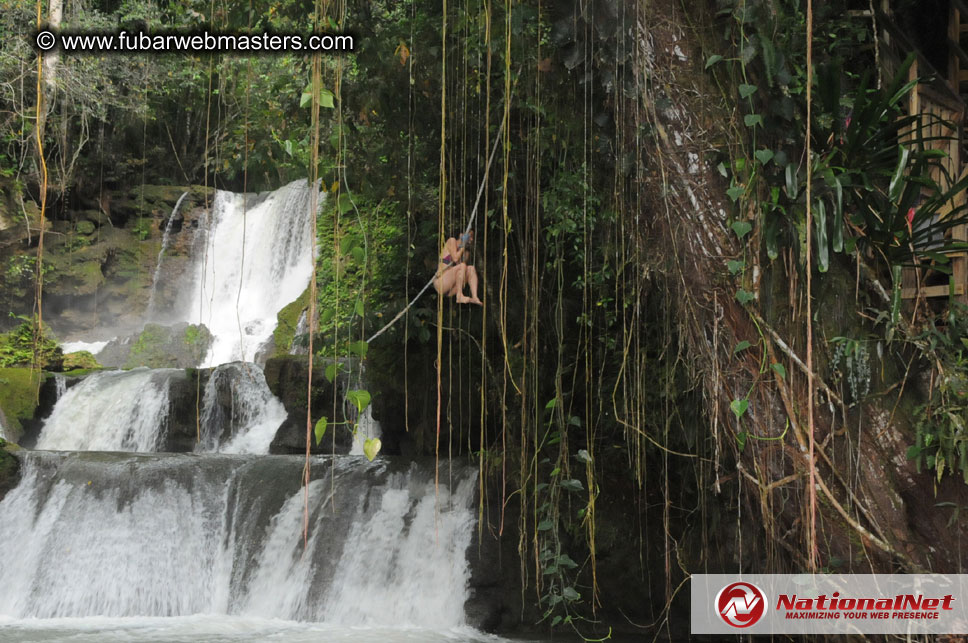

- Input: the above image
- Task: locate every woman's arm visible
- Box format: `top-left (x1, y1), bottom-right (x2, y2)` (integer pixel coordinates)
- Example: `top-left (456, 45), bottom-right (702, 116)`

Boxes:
top-left (442, 237), bottom-right (464, 263)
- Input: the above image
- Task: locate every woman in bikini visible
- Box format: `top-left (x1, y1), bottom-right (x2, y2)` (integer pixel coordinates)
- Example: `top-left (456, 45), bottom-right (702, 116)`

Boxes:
top-left (433, 230), bottom-right (482, 305)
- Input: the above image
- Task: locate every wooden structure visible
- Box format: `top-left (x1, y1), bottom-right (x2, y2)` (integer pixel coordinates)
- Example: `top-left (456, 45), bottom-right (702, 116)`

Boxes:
top-left (877, 2), bottom-right (968, 301)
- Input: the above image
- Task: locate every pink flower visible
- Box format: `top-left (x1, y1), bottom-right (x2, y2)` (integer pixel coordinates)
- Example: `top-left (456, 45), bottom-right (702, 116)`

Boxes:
top-left (906, 207), bottom-right (916, 235)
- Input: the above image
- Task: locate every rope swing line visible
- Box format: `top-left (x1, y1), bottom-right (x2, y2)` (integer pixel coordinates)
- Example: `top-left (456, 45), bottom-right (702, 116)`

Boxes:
top-left (363, 111), bottom-right (508, 345)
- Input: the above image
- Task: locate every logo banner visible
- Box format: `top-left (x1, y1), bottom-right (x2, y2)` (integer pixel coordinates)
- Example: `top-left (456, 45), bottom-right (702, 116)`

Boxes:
top-left (692, 574), bottom-right (968, 634)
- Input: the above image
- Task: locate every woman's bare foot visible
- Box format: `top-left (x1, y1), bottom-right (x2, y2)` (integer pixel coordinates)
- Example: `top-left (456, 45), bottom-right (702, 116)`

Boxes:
top-left (456, 294), bottom-right (483, 305)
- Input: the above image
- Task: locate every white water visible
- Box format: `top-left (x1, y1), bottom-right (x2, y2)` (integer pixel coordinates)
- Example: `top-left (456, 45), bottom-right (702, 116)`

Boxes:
top-left (53, 373), bottom-right (66, 400)
top-left (146, 191), bottom-right (190, 318)
top-left (0, 617), bottom-right (505, 643)
top-left (37, 364), bottom-right (286, 454)
top-left (196, 362), bottom-right (287, 454)
top-left (60, 339), bottom-right (109, 356)
top-left (36, 369), bottom-right (175, 452)
top-left (0, 454), bottom-right (480, 631)
top-left (189, 180), bottom-right (317, 367)
top-left (349, 405), bottom-right (383, 456)
top-left (325, 472), bottom-right (477, 626)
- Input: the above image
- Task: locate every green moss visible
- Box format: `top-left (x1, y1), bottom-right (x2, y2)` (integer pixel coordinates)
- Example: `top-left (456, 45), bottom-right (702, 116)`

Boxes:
top-left (62, 350), bottom-right (102, 371)
top-left (123, 323), bottom-right (212, 368)
top-left (0, 367), bottom-right (42, 438)
top-left (273, 287), bottom-right (311, 356)
top-left (75, 220), bottom-right (96, 236)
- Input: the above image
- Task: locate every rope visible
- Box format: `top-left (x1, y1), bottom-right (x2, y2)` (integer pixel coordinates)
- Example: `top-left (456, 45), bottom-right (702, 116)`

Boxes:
top-left (364, 112), bottom-right (507, 344)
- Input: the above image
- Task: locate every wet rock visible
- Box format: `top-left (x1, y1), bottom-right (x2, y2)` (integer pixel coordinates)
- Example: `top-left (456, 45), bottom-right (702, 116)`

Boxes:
top-left (263, 355), bottom-right (353, 454)
top-left (0, 440), bottom-right (20, 501)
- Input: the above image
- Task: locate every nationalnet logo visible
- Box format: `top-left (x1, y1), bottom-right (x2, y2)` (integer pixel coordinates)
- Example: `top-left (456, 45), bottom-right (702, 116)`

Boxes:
top-left (715, 582), bottom-right (767, 628)
top-left (692, 574), bottom-right (968, 634)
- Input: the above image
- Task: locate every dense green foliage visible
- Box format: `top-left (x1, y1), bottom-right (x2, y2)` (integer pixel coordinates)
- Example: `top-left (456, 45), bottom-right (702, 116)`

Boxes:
top-left (0, 317), bottom-right (61, 369)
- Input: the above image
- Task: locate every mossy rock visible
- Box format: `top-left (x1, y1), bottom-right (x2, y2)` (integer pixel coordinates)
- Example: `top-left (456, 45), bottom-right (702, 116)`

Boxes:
top-left (115, 322), bottom-right (213, 369)
top-left (80, 209), bottom-right (110, 226)
top-left (75, 220), bottom-right (96, 236)
top-left (272, 287), bottom-right (311, 357)
top-left (63, 351), bottom-right (102, 371)
top-left (0, 368), bottom-right (43, 441)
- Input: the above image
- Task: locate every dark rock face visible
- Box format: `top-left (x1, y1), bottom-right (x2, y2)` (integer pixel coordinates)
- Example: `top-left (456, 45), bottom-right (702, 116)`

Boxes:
top-left (464, 505), bottom-right (510, 632)
top-left (262, 355), bottom-right (354, 454)
top-left (0, 444), bottom-right (21, 502)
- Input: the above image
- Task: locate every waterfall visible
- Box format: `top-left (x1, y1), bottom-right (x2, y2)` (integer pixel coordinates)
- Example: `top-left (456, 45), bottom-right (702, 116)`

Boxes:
top-left (195, 362), bottom-right (287, 454)
top-left (189, 180), bottom-right (318, 367)
top-left (289, 310), bottom-right (308, 355)
top-left (35, 369), bottom-right (175, 452)
top-left (0, 452), bottom-right (478, 626)
top-left (52, 374), bottom-right (66, 401)
top-left (36, 365), bottom-right (286, 455)
top-left (324, 471), bottom-right (477, 626)
top-left (146, 191), bottom-right (190, 320)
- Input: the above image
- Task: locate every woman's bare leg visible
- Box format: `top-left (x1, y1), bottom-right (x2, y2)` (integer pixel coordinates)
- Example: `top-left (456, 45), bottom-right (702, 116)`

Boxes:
top-left (465, 266), bottom-right (482, 305)
top-left (434, 265), bottom-right (459, 296)
top-left (451, 265), bottom-right (472, 302)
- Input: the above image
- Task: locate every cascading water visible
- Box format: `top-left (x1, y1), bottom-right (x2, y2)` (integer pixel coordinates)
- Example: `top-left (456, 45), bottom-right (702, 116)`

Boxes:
top-left (189, 180), bottom-right (318, 367)
top-left (52, 373), bottom-right (66, 401)
top-left (36, 364), bottom-right (286, 455)
top-left (0, 453), bottom-right (480, 631)
top-left (145, 191), bottom-right (190, 319)
top-left (1, 178), bottom-right (498, 641)
top-left (35, 369), bottom-right (176, 452)
top-left (196, 362), bottom-right (288, 454)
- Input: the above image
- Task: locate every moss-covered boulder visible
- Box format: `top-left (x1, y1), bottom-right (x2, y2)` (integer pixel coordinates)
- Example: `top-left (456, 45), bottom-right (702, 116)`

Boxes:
top-left (0, 367), bottom-right (43, 442)
top-left (75, 220), bottom-right (96, 236)
top-left (271, 288), bottom-right (311, 357)
top-left (62, 351), bottom-right (102, 371)
top-left (95, 322), bottom-right (212, 369)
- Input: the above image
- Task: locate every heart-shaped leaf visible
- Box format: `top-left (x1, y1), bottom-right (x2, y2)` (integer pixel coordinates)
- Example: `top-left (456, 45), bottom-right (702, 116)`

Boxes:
top-left (314, 417), bottom-right (328, 445)
top-left (736, 430), bottom-right (748, 452)
top-left (731, 220), bottom-right (752, 239)
top-left (337, 193), bottom-right (354, 214)
top-left (727, 259), bottom-right (745, 275)
top-left (730, 398), bottom-right (749, 419)
top-left (726, 186), bottom-right (745, 203)
top-left (734, 340), bottom-right (752, 354)
top-left (771, 362), bottom-right (787, 379)
top-left (363, 437), bottom-right (382, 461)
top-left (754, 149), bottom-right (774, 165)
top-left (705, 54), bottom-right (724, 69)
top-left (560, 479), bottom-right (584, 492)
top-left (325, 361), bottom-right (342, 383)
top-left (346, 389), bottom-right (371, 413)
top-left (735, 289), bottom-right (755, 305)
top-left (739, 83), bottom-right (758, 99)
top-left (744, 113), bottom-right (764, 128)
top-left (348, 340), bottom-right (368, 358)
